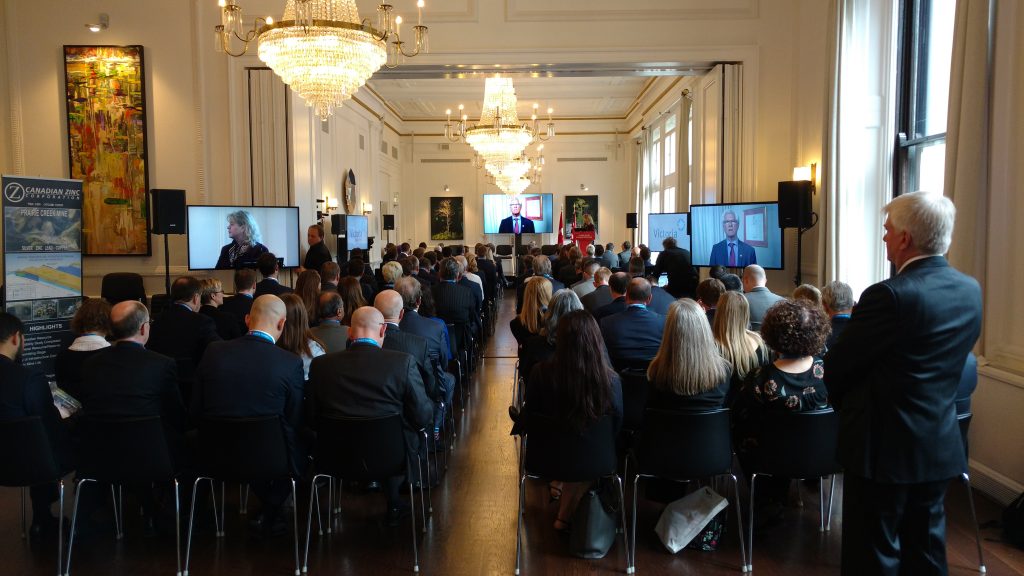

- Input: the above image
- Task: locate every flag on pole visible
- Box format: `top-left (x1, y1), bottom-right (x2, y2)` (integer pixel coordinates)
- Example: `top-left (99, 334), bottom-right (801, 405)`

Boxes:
top-left (557, 209), bottom-right (564, 244)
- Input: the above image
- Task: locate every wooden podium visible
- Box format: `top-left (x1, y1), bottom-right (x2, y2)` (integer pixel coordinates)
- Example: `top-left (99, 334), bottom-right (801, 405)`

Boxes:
top-left (572, 230), bottom-right (596, 253)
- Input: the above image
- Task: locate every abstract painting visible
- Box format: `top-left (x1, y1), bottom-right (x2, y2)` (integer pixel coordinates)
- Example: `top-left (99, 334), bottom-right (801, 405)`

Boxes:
top-left (64, 45), bottom-right (150, 255)
top-left (430, 197), bottom-right (464, 241)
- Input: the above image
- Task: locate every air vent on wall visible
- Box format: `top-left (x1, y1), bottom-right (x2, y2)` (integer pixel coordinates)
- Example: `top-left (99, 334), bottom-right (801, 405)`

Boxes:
top-left (392, 146), bottom-right (398, 159)
top-left (438, 143), bottom-right (450, 151)
top-left (381, 140), bottom-right (389, 154)
top-left (359, 135), bottom-right (365, 150)
top-left (420, 158), bottom-right (472, 164)
top-left (556, 157), bottom-right (609, 162)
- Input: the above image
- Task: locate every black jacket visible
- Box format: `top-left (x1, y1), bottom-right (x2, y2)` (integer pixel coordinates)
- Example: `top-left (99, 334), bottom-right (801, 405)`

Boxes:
top-left (653, 246), bottom-right (698, 299)
top-left (0, 355), bottom-right (72, 470)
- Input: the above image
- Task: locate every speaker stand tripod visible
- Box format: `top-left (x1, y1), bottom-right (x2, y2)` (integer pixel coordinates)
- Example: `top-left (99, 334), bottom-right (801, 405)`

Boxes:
top-left (792, 212), bottom-right (819, 286)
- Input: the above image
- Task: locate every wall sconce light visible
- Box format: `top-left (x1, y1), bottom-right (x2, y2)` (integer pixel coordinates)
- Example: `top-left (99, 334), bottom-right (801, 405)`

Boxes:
top-left (580, 184), bottom-right (589, 191)
top-left (792, 163), bottom-right (817, 193)
top-left (443, 184), bottom-right (450, 192)
top-left (316, 196), bottom-right (339, 221)
top-left (362, 202), bottom-right (373, 215)
top-left (86, 14), bottom-right (109, 32)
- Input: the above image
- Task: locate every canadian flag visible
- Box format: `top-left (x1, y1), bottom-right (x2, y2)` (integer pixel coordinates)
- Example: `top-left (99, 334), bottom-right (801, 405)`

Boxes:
top-left (557, 209), bottom-right (564, 244)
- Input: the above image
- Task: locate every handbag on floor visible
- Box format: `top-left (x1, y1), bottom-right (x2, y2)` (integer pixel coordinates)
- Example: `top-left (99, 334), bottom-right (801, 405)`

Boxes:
top-left (655, 486), bottom-right (728, 553)
top-left (1005, 491), bottom-right (1024, 549)
top-left (569, 480), bottom-right (619, 559)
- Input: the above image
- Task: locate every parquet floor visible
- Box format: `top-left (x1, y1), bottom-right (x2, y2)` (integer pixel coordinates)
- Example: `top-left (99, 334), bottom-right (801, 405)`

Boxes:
top-left (1, 292), bottom-right (1021, 575)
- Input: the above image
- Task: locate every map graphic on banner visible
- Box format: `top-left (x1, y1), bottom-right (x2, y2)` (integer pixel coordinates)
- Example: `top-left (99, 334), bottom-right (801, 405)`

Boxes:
top-left (3, 175), bottom-right (84, 379)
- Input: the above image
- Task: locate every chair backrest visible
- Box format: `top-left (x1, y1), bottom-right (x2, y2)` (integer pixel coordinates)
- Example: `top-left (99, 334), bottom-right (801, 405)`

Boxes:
top-left (496, 244), bottom-right (513, 256)
top-left (634, 408), bottom-right (734, 479)
top-left (752, 409), bottom-right (839, 479)
top-left (523, 413), bottom-right (618, 482)
top-left (77, 416), bottom-right (175, 483)
top-left (0, 417), bottom-right (60, 487)
top-left (313, 414), bottom-right (408, 481)
top-left (541, 244), bottom-right (558, 256)
top-left (958, 412), bottom-right (972, 462)
top-left (618, 368), bottom-right (650, 433)
top-left (197, 416), bottom-right (292, 482)
top-left (101, 272), bottom-right (147, 306)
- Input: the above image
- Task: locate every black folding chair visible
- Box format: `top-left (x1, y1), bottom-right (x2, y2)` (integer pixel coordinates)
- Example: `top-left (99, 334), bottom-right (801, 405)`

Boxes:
top-left (66, 416), bottom-right (182, 576)
top-left (957, 413), bottom-right (986, 574)
top-left (515, 413), bottom-right (628, 574)
top-left (302, 414), bottom-right (425, 574)
top-left (0, 417), bottom-right (66, 576)
top-left (626, 408), bottom-right (747, 574)
top-left (184, 416), bottom-right (301, 576)
top-left (100, 272), bottom-right (147, 307)
top-left (746, 409), bottom-right (839, 571)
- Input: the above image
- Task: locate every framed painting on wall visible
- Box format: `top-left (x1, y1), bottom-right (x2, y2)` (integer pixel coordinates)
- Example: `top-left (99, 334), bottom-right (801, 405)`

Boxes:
top-left (565, 194), bottom-right (599, 231)
top-left (430, 197), bottom-right (464, 241)
top-left (64, 45), bottom-right (151, 256)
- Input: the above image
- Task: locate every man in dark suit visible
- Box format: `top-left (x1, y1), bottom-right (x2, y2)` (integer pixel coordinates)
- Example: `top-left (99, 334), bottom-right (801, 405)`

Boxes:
top-left (709, 210), bottom-right (757, 267)
top-left (593, 272), bottom-right (630, 322)
top-left (581, 267), bottom-right (613, 313)
top-left (599, 278), bottom-right (666, 370)
top-left (474, 245), bottom-right (498, 304)
top-left (221, 268), bottom-right (257, 335)
top-left (310, 291), bottom-right (348, 354)
top-left (0, 312), bottom-right (71, 537)
top-left (455, 256), bottom-right (483, 313)
top-left (653, 236), bottom-right (699, 299)
top-left (821, 280), bottom-right (854, 351)
top-left (742, 265), bottom-right (784, 331)
top-left (347, 258), bottom-right (377, 304)
top-left (824, 192), bottom-right (982, 576)
top-left (515, 255), bottom-right (566, 314)
top-left (254, 252), bottom-right (292, 298)
top-left (696, 278), bottom-right (727, 326)
top-left (301, 223), bottom-right (332, 273)
top-left (627, 257), bottom-right (674, 315)
top-left (617, 241), bottom-right (633, 270)
top-left (319, 261), bottom-right (341, 293)
top-left (307, 307), bottom-right (433, 523)
top-left (432, 258), bottom-right (481, 341)
top-left (146, 276), bottom-right (221, 405)
top-left (599, 242), bottom-right (618, 270)
top-left (199, 279), bottom-right (243, 340)
top-left (497, 197), bottom-right (535, 234)
top-left (193, 295), bottom-right (305, 534)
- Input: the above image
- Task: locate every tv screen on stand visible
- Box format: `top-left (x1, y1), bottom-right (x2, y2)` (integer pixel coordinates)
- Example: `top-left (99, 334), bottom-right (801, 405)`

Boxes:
top-left (186, 205), bottom-right (300, 270)
top-left (345, 214), bottom-right (369, 251)
top-left (647, 212), bottom-right (691, 251)
top-left (689, 202), bottom-right (784, 270)
top-left (482, 193), bottom-right (553, 234)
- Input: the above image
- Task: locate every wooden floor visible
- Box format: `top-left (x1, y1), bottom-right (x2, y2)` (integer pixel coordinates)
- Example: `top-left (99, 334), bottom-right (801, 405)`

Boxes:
top-left (3, 292), bottom-right (1022, 575)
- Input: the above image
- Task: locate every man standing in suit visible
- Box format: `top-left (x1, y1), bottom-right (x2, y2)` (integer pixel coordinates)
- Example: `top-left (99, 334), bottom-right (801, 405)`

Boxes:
top-left (742, 265), bottom-right (784, 331)
top-left (599, 278), bottom-right (666, 370)
top-left (825, 191), bottom-right (982, 576)
top-left (254, 252), bottom-right (292, 298)
top-left (310, 291), bottom-right (348, 353)
top-left (221, 268), bottom-right (257, 335)
top-left (0, 312), bottom-right (71, 537)
top-left (146, 276), bottom-right (221, 405)
top-left (709, 210), bottom-right (758, 267)
top-left (821, 280), bottom-right (854, 351)
top-left (193, 295), bottom-right (305, 535)
top-left (301, 223), bottom-right (332, 273)
top-left (581, 267), bottom-right (613, 313)
top-left (307, 307), bottom-right (433, 524)
top-left (653, 236), bottom-right (699, 299)
top-left (497, 197), bottom-right (535, 234)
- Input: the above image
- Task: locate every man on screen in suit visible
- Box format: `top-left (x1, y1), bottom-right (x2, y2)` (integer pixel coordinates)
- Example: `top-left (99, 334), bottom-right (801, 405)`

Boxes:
top-left (709, 210), bottom-right (758, 267)
top-left (497, 197), bottom-right (536, 234)
top-left (824, 191), bottom-right (982, 576)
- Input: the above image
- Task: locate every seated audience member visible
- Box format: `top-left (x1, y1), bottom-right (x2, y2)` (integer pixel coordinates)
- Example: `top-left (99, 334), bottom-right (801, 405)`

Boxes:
top-left (955, 352), bottom-right (978, 416)
top-left (629, 257), bottom-right (673, 315)
top-left (146, 276), bottom-right (221, 404)
top-left (199, 277), bottom-right (244, 340)
top-left (320, 261), bottom-right (341, 293)
top-left (278, 294), bottom-right (326, 381)
top-left (254, 252), bottom-right (292, 297)
top-left (55, 298), bottom-right (112, 398)
top-left (347, 258), bottom-right (376, 303)
top-left (455, 255), bottom-right (484, 313)
top-left (339, 276), bottom-right (368, 326)
top-left (307, 307), bottom-right (433, 525)
top-left (600, 277), bottom-right (666, 370)
top-left (380, 261), bottom-right (403, 290)
top-left (572, 259), bottom-right (601, 299)
top-left (516, 256), bottom-right (565, 314)
top-left (432, 258), bottom-right (481, 340)
top-left (647, 299), bottom-right (733, 411)
top-left (0, 312), bottom-right (72, 537)
top-left (221, 268), bottom-right (258, 334)
top-left (593, 272), bottom-right (631, 322)
top-left (638, 244), bottom-right (654, 268)
top-left (581, 267), bottom-right (613, 312)
top-left (696, 278), bottom-right (727, 325)
top-left (792, 283), bottom-right (823, 310)
top-left (310, 291), bottom-right (348, 354)
top-left (709, 265), bottom-right (727, 281)
top-left (820, 280), bottom-right (853, 350)
top-left (617, 241), bottom-right (633, 269)
top-left (719, 273), bottom-right (743, 293)
top-left (293, 270), bottom-right (322, 328)
top-left (713, 291), bottom-right (770, 406)
top-left (742, 265), bottom-right (785, 331)
top-left (193, 295), bottom-right (305, 534)
top-left (557, 245), bottom-right (583, 287)
top-left (600, 242), bottom-right (618, 270)
top-left (510, 277), bottom-right (552, 347)
top-left (586, 244), bottom-right (596, 258)
top-left (517, 310), bottom-right (623, 531)
top-left (417, 256), bottom-right (438, 286)
top-left (474, 244), bottom-right (498, 303)
top-left (519, 289), bottom-right (583, 386)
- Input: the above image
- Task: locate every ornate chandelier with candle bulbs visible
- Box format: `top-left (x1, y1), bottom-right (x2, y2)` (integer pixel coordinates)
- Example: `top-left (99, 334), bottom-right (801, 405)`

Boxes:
top-left (215, 0), bottom-right (429, 120)
top-left (445, 76), bottom-right (554, 195)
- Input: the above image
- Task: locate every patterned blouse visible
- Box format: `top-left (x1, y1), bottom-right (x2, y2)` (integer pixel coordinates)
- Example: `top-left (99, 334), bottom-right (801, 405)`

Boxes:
top-left (749, 357), bottom-right (829, 412)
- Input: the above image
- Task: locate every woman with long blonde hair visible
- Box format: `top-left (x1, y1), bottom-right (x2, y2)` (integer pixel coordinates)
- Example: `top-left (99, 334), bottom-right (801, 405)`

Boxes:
top-left (510, 277), bottom-right (552, 346)
top-left (647, 299), bottom-right (732, 409)
top-left (713, 291), bottom-right (769, 404)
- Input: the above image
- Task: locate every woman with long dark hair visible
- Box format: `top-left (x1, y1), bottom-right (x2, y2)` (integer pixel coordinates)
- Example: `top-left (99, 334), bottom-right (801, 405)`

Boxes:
top-left (277, 293), bottom-right (325, 380)
top-left (338, 276), bottom-right (367, 326)
top-left (520, 310), bottom-right (622, 531)
top-left (293, 269), bottom-right (322, 327)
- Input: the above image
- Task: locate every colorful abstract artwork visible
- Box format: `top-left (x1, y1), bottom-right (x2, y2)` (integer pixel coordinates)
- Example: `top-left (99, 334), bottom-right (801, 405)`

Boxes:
top-left (64, 45), bottom-right (150, 255)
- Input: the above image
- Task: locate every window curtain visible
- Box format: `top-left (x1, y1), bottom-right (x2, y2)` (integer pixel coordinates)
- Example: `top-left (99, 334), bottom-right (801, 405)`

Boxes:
top-left (678, 92), bottom-right (692, 211)
top-left (635, 128), bottom-right (652, 247)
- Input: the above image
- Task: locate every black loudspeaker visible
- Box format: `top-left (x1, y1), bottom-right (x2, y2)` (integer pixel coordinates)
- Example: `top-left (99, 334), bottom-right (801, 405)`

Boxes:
top-left (383, 214), bottom-right (395, 230)
top-left (778, 180), bottom-right (813, 228)
top-left (331, 213), bottom-right (345, 235)
top-left (151, 189), bottom-right (186, 234)
top-left (626, 212), bottom-right (638, 229)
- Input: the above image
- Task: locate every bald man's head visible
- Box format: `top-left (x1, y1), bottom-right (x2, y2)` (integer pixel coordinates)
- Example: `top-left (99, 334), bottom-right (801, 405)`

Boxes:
top-left (742, 264), bottom-right (767, 292)
top-left (349, 306), bottom-right (387, 345)
top-left (247, 295), bottom-right (287, 340)
top-left (109, 300), bottom-right (149, 343)
top-left (374, 290), bottom-right (405, 323)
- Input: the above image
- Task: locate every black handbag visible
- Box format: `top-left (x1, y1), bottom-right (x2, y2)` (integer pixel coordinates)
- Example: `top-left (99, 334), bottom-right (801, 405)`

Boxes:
top-left (569, 480), bottom-right (619, 559)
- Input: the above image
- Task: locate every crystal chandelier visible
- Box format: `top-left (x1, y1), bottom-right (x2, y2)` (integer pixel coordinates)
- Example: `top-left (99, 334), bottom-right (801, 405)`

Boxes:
top-left (215, 0), bottom-right (429, 119)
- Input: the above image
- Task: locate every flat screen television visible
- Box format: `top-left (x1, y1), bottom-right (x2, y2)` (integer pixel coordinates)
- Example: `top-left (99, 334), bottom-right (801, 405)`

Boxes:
top-left (482, 193), bottom-right (553, 234)
top-left (345, 214), bottom-right (369, 251)
top-left (647, 212), bottom-right (691, 251)
top-left (186, 205), bottom-right (301, 270)
top-left (689, 202), bottom-right (784, 269)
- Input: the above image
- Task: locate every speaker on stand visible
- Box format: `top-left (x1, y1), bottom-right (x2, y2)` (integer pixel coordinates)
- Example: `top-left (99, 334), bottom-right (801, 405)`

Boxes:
top-left (382, 214), bottom-right (395, 245)
top-left (626, 212), bottom-right (638, 247)
top-left (331, 214), bottom-right (349, 267)
top-left (778, 180), bottom-right (818, 286)
top-left (150, 189), bottom-right (187, 297)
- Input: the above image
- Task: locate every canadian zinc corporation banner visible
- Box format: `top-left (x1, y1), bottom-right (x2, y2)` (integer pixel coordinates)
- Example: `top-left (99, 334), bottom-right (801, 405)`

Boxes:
top-left (2, 175), bottom-right (83, 379)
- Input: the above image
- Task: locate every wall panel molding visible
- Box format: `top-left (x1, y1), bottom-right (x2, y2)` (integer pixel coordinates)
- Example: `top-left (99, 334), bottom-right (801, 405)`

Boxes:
top-left (505, 0), bottom-right (757, 22)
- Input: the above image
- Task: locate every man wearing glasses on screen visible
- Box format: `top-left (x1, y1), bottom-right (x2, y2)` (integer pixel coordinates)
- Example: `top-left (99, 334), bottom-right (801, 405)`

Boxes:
top-left (709, 209), bottom-right (757, 267)
top-left (498, 197), bottom-right (535, 235)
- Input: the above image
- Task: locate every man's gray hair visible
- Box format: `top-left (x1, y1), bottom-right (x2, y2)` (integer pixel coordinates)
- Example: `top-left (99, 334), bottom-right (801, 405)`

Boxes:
top-left (110, 301), bottom-right (149, 341)
top-left (821, 280), bottom-right (854, 312)
top-left (541, 289), bottom-right (583, 344)
top-left (884, 191), bottom-right (956, 255)
top-left (532, 255), bottom-right (551, 276)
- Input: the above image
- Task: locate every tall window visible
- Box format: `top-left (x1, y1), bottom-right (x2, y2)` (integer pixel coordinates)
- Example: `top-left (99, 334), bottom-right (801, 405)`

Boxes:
top-left (895, 0), bottom-right (955, 196)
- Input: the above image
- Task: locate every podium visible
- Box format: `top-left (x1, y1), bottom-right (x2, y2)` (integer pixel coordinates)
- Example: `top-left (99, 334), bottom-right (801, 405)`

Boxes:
top-left (572, 230), bottom-right (596, 253)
